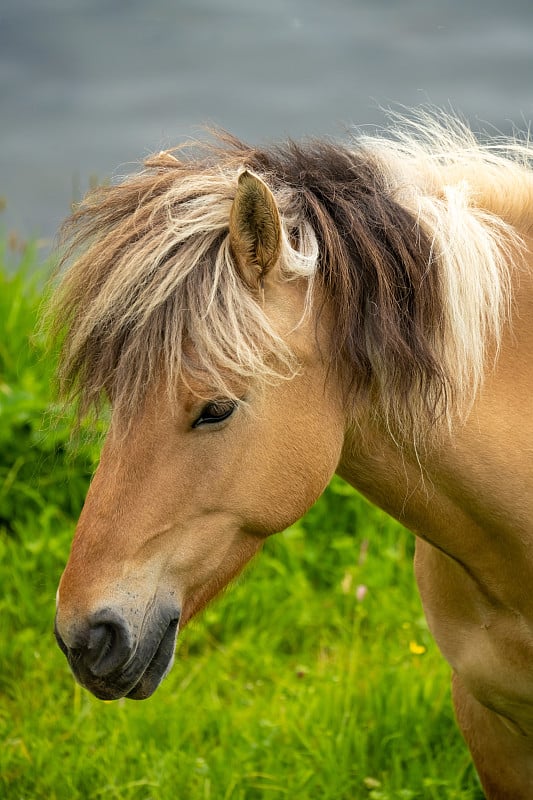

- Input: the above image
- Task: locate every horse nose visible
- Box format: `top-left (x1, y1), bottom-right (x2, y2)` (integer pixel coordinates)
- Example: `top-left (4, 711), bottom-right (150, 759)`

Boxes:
top-left (85, 615), bottom-right (133, 676)
top-left (55, 610), bottom-right (133, 678)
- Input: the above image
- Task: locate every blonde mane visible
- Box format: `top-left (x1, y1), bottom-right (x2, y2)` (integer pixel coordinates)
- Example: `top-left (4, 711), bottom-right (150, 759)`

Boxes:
top-left (51, 112), bottom-right (532, 439)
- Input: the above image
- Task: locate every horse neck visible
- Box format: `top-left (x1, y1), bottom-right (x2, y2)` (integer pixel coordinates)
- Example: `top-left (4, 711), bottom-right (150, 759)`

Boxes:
top-left (337, 236), bottom-right (533, 607)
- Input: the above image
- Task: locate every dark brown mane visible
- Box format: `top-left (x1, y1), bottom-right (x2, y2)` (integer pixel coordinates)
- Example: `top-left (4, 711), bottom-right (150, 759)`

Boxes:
top-left (244, 140), bottom-right (445, 422)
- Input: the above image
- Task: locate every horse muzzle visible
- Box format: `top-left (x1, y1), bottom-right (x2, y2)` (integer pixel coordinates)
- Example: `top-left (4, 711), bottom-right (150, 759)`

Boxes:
top-left (54, 605), bottom-right (180, 700)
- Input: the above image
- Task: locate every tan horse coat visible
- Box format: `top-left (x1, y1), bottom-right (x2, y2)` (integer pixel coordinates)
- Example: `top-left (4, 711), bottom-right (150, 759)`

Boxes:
top-left (52, 115), bottom-right (533, 798)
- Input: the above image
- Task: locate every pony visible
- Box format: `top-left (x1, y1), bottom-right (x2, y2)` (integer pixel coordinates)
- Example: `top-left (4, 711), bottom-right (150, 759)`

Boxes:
top-left (51, 111), bottom-right (533, 799)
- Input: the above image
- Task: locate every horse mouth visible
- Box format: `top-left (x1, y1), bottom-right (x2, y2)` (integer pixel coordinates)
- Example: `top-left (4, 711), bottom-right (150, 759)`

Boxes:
top-left (60, 616), bottom-right (180, 701)
top-left (126, 618), bottom-right (179, 700)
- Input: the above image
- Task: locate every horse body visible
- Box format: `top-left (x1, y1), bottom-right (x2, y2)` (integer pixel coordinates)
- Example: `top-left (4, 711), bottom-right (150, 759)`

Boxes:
top-left (52, 114), bottom-right (533, 798)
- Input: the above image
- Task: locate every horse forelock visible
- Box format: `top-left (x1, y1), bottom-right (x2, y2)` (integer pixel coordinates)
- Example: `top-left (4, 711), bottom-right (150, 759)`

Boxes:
top-left (50, 138), bottom-right (316, 426)
top-left (50, 114), bottom-right (530, 439)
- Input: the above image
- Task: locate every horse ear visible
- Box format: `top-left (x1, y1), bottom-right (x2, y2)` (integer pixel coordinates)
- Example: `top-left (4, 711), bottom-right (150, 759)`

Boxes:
top-left (229, 171), bottom-right (282, 290)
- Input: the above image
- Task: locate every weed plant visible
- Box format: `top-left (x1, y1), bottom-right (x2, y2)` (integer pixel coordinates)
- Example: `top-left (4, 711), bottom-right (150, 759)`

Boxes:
top-left (0, 248), bottom-right (483, 799)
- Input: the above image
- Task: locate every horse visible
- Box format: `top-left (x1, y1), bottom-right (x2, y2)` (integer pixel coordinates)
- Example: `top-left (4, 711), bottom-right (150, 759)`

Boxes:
top-left (51, 111), bottom-right (533, 799)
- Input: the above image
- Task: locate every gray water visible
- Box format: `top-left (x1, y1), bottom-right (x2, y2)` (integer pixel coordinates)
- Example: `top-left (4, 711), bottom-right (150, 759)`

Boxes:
top-left (2, 0), bottom-right (533, 243)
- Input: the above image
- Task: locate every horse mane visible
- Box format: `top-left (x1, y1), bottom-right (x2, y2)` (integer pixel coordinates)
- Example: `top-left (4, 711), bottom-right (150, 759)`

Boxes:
top-left (50, 111), bottom-right (531, 440)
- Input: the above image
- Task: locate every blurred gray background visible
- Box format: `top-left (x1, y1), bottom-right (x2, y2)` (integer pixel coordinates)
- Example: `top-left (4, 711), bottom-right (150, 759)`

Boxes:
top-left (2, 0), bottom-right (533, 244)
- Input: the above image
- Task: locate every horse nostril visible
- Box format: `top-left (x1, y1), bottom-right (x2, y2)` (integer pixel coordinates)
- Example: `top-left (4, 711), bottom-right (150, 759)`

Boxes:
top-left (83, 613), bottom-right (133, 678)
top-left (87, 623), bottom-right (114, 668)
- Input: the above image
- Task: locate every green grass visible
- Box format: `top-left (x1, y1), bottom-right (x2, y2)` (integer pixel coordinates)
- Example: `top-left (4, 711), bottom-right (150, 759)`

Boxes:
top-left (0, 247), bottom-right (484, 799)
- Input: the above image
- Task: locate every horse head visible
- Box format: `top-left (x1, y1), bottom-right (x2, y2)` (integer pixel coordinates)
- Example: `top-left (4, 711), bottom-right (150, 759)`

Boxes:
top-left (54, 167), bottom-right (345, 699)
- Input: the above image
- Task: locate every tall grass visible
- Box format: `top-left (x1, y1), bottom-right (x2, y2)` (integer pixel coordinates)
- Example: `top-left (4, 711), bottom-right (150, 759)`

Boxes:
top-left (0, 247), bottom-right (483, 799)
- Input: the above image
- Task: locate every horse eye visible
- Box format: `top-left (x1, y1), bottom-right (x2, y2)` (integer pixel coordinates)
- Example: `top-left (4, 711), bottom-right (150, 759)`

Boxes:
top-left (192, 400), bottom-right (237, 428)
